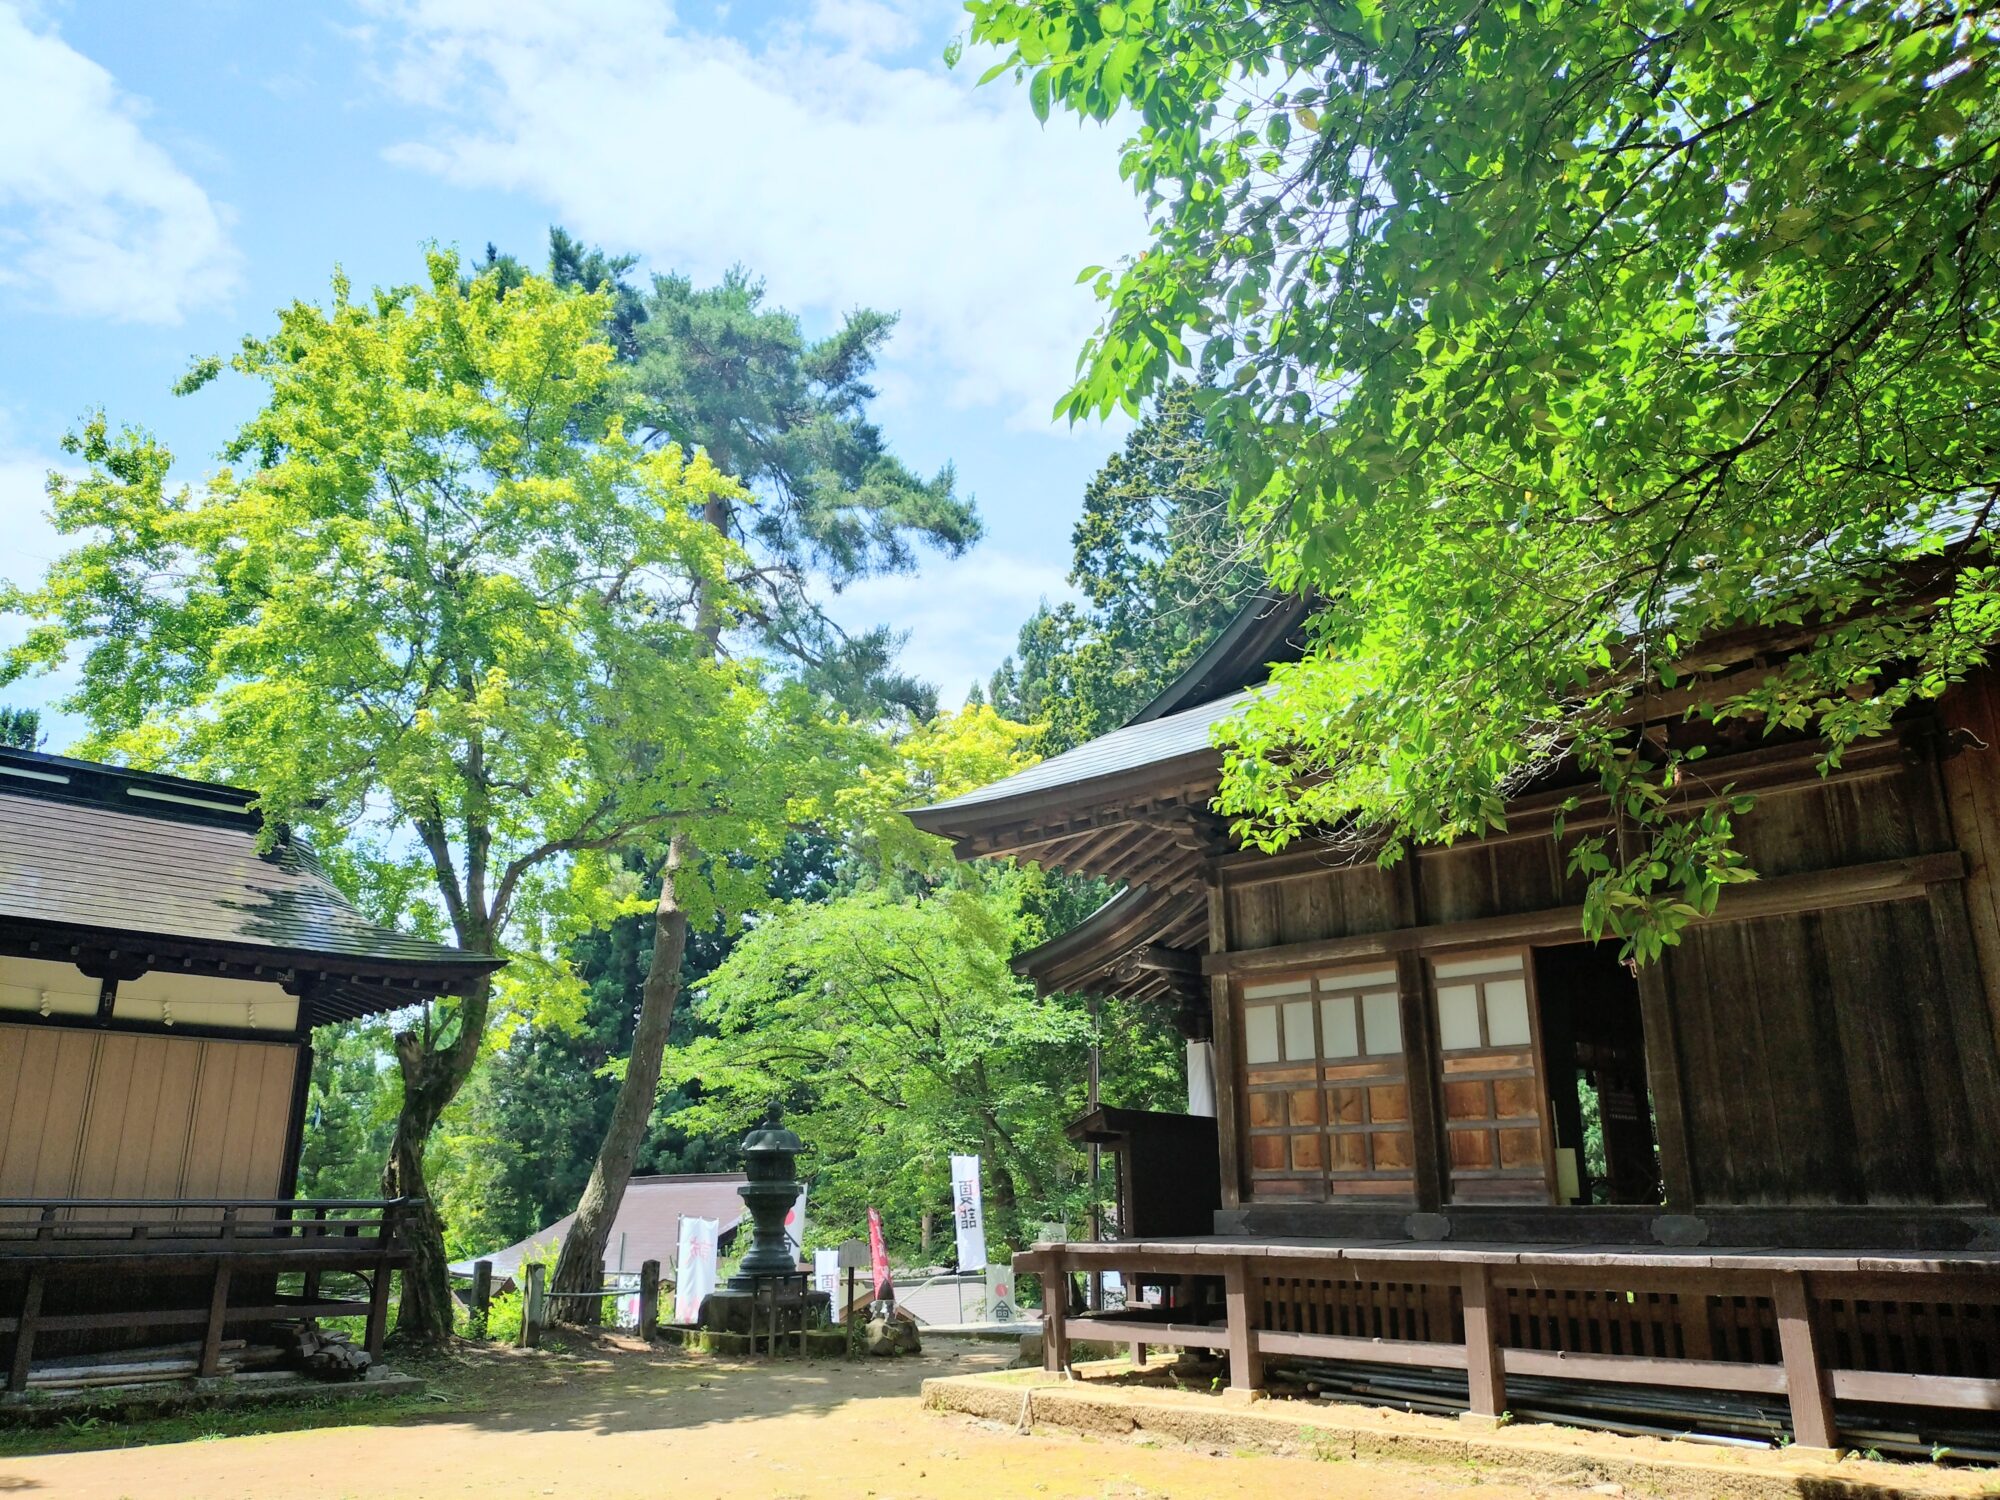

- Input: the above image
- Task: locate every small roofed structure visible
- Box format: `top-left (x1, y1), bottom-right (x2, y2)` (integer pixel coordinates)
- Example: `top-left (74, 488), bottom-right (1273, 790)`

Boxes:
top-left (913, 590), bottom-right (2000, 1453)
top-left (451, 1173), bottom-right (749, 1291)
top-left (0, 745), bottom-right (499, 1391)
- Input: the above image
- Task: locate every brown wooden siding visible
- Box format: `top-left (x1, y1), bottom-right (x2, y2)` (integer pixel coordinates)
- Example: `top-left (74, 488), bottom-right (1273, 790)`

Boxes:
top-left (1653, 742), bottom-right (2000, 1209)
top-left (1941, 670), bottom-right (2000, 1064)
top-left (0, 1025), bottom-right (297, 1212)
top-left (1224, 865), bottom-right (1401, 951)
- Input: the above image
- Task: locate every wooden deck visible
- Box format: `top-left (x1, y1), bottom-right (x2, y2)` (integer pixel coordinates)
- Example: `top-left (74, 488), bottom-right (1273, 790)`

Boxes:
top-left (0, 1197), bottom-right (413, 1391)
top-left (1015, 1237), bottom-right (2000, 1450)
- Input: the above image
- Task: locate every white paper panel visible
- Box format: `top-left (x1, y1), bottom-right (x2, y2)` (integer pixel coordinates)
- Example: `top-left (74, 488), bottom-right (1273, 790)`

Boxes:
top-left (1244, 978), bottom-right (1312, 999)
top-left (1244, 1006), bottom-right (1281, 1065)
top-left (1485, 977), bottom-right (1532, 1046)
top-left (1433, 953), bottom-right (1524, 980)
top-left (1436, 984), bottom-right (1483, 1050)
top-left (1320, 968), bottom-right (1396, 993)
top-left (1319, 995), bottom-right (1359, 1058)
top-left (1282, 1000), bottom-right (1316, 1061)
top-left (1362, 991), bottom-right (1404, 1055)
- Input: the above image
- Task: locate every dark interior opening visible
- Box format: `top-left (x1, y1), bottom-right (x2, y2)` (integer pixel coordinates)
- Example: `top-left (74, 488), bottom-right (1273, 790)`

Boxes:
top-left (1532, 944), bottom-right (1663, 1206)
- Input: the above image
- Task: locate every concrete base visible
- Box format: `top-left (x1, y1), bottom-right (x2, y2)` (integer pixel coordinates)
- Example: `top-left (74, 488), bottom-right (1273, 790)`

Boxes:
top-left (696, 1287), bottom-right (832, 1337)
top-left (653, 1325), bottom-right (848, 1358)
top-left (1457, 1411), bottom-right (1508, 1431)
top-left (922, 1369), bottom-right (1989, 1500)
top-left (1218, 1387), bottom-right (1269, 1406)
top-left (0, 1364), bottom-right (423, 1427)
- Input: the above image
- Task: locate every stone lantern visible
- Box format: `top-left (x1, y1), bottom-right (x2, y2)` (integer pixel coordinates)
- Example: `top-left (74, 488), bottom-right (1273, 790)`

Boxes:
top-left (697, 1110), bottom-right (829, 1341)
top-left (726, 1116), bottom-right (807, 1288)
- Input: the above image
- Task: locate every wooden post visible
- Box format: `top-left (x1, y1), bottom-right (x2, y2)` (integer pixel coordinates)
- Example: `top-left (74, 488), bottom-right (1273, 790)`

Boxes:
top-left (1043, 1251), bottom-right (1071, 1374)
top-left (1221, 1257), bottom-right (1261, 1392)
top-left (365, 1259), bottom-right (393, 1360)
top-left (1461, 1264), bottom-right (1506, 1422)
top-left (1773, 1271), bottom-right (1837, 1452)
top-left (638, 1259), bottom-right (660, 1340)
top-left (7, 1271), bottom-right (43, 1393)
top-left (1206, 870), bottom-right (1242, 1210)
top-left (471, 1259), bottom-right (494, 1340)
top-left (199, 1205), bottom-right (238, 1377)
top-left (521, 1262), bottom-right (546, 1349)
top-left (1087, 995), bottom-right (1103, 1312)
top-left (1395, 948), bottom-right (1446, 1212)
top-left (1619, 820), bottom-right (1697, 1209)
top-left (199, 1264), bottom-right (234, 1376)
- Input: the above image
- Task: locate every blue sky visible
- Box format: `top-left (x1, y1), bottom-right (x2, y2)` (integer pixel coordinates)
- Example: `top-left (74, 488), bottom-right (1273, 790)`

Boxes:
top-left (0, 0), bottom-right (1142, 739)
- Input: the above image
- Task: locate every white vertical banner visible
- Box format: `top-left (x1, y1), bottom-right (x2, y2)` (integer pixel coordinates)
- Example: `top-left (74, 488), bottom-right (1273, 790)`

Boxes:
top-left (1186, 1039), bottom-right (1217, 1116)
top-left (813, 1248), bottom-right (841, 1321)
top-left (949, 1153), bottom-right (988, 1272)
top-left (782, 1182), bottom-right (809, 1264)
top-left (674, 1216), bottom-right (719, 1324)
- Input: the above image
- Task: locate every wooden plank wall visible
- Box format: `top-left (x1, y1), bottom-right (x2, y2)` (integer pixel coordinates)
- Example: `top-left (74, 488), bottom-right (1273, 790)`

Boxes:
top-left (1941, 669), bottom-right (2000, 1066)
top-left (0, 1024), bottom-right (297, 1214)
top-left (1656, 751), bottom-right (2000, 1208)
top-left (1214, 701), bottom-right (2000, 1215)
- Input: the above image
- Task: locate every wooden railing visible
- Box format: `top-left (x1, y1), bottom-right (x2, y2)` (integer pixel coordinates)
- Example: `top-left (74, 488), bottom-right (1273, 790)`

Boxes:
top-left (0, 1197), bottom-right (416, 1392)
top-left (1016, 1238), bottom-right (2000, 1454)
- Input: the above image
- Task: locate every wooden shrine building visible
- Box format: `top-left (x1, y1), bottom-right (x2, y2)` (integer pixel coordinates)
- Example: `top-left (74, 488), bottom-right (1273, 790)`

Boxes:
top-left (0, 746), bottom-right (499, 1391)
top-left (909, 595), bottom-right (2000, 1451)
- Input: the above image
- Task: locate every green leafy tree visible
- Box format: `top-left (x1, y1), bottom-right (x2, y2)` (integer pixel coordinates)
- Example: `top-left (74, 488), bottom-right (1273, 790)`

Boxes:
top-left (2, 252), bottom-right (827, 1339)
top-left (467, 233), bottom-right (983, 1319)
top-left (968, 0), bottom-right (2000, 956)
top-left (0, 706), bottom-right (44, 750)
top-left (621, 266), bottom-right (981, 713)
top-left (988, 381), bottom-right (1261, 750)
top-left (295, 1022), bottom-right (400, 1203)
top-left (669, 879), bottom-right (1180, 1255)
top-left (436, 832), bottom-right (837, 1252)
top-left (671, 705), bottom-right (1183, 1255)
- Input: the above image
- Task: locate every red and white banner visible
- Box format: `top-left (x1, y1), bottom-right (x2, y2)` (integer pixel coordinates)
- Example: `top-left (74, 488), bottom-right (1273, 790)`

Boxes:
top-left (867, 1206), bottom-right (893, 1300)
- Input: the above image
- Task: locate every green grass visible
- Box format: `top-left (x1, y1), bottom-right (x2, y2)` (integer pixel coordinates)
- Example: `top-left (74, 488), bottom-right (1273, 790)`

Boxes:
top-left (0, 1337), bottom-right (630, 1460)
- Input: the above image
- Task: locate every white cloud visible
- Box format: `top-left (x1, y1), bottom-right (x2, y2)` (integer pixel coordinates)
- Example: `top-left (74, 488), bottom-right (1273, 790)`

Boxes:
top-left (826, 548), bottom-right (1077, 705)
top-left (0, 2), bottom-right (239, 323)
top-left (361, 0), bottom-right (1137, 426)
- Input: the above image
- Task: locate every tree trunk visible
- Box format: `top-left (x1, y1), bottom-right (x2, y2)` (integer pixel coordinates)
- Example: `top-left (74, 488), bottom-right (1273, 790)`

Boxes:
top-left (549, 834), bottom-right (692, 1325)
top-left (383, 974), bottom-right (492, 1343)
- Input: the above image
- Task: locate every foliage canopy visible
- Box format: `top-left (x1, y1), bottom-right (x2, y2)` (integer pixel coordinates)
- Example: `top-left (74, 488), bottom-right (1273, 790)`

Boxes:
top-left (968, 0), bottom-right (2000, 956)
top-left (985, 381), bottom-right (1262, 752)
top-left (3, 250), bottom-right (856, 1331)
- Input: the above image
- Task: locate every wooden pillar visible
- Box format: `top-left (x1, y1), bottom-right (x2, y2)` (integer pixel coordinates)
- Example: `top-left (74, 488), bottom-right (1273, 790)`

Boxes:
top-left (1206, 870), bottom-right (1242, 1210)
top-left (1395, 949), bottom-right (1446, 1212)
top-left (199, 1264), bottom-right (234, 1377)
top-left (365, 1262), bottom-right (393, 1359)
top-left (472, 1259), bottom-right (495, 1339)
top-left (520, 1262), bottom-right (547, 1349)
top-left (1773, 1272), bottom-right (1837, 1452)
top-left (7, 1271), bottom-right (43, 1393)
top-left (1631, 958), bottom-right (1696, 1209)
top-left (1617, 821), bottom-right (1697, 1209)
top-left (199, 1206), bottom-right (238, 1378)
top-left (1222, 1257), bottom-right (1262, 1392)
top-left (639, 1259), bottom-right (662, 1339)
top-left (1461, 1264), bottom-right (1506, 1420)
top-left (1043, 1251), bottom-right (1070, 1374)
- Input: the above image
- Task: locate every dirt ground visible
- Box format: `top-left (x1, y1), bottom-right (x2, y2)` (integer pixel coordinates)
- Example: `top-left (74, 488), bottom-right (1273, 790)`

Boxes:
top-left (0, 1336), bottom-right (1555, 1500)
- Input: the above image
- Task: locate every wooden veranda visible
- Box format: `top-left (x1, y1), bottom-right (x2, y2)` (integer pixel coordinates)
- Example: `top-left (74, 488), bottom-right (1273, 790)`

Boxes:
top-left (1020, 1236), bottom-right (2000, 1451)
top-left (1, 1197), bottom-right (413, 1391)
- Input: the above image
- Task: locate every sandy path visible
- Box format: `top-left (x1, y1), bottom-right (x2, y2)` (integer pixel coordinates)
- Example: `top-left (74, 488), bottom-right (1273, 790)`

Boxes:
top-left (0, 1340), bottom-right (1539, 1500)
